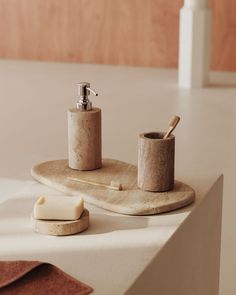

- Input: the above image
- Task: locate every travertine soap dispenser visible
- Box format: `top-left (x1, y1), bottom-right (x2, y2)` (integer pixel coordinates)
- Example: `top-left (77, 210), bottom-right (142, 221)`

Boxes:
top-left (68, 82), bottom-right (102, 171)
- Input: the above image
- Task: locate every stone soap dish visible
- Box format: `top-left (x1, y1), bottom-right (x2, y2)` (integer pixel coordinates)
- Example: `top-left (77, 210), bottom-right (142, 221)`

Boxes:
top-left (31, 209), bottom-right (89, 236)
top-left (31, 159), bottom-right (195, 216)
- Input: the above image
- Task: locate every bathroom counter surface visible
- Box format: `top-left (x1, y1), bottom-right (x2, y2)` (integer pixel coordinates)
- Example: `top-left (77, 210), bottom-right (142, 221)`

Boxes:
top-left (0, 60), bottom-right (227, 294)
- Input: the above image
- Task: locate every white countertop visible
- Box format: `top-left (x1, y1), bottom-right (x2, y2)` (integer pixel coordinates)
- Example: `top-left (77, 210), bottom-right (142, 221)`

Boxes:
top-left (0, 60), bottom-right (235, 294)
top-left (0, 175), bottom-right (219, 294)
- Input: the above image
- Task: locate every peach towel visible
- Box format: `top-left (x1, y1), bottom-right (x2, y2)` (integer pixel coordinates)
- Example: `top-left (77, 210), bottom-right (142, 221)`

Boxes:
top-left (0, 260), bottom-right (93, 295)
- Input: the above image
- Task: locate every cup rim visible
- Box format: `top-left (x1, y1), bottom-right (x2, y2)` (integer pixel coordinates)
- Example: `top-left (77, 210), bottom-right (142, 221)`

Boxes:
top-left (139, 132), bottom-right (175, 140)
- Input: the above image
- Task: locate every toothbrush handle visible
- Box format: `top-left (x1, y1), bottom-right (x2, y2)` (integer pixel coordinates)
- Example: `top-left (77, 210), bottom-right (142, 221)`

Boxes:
top-left (163, 116), bottom-right (180, 139)
top-left (163, 127), bottom-right (173, 139)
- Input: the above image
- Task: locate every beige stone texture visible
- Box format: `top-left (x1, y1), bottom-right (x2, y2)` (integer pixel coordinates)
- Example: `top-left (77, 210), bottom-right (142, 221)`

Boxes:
top-left (68, 107), bottom-right (102, 171)
top-left (31, 158), bottom-right (195, 216)
top-left (138, 132), bottom-right (175, 192)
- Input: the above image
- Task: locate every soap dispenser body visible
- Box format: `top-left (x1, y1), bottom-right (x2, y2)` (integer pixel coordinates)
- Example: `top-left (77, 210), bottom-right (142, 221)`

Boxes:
top-left (68, 107), bottom-right (102, 171)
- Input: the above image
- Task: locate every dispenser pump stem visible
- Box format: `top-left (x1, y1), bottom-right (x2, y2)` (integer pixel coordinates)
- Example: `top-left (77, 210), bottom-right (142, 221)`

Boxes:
top-left (76, 82), bottom-right (98, 111)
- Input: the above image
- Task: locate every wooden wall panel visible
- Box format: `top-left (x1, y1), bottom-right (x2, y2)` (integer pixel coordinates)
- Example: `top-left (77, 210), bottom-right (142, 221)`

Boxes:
top-left (0, 0), bottom-right (235, 71)
top-left (210, 0), bottom-right (236, 71)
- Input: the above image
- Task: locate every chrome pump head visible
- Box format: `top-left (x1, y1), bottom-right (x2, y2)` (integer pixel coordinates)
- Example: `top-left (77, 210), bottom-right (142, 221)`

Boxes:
top-left (76, 82), bottom-right (98, 111)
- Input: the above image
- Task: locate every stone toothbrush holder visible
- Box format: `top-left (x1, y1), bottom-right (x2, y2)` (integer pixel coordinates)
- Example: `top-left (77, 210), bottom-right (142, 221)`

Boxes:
top-left (138, 132), bottom-right (175, 192)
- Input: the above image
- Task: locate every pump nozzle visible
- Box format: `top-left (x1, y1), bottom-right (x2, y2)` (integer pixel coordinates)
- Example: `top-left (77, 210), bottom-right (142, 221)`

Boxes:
top-left (86, 87), bottom-right (98, 97)
top-left (76, 82), bottom-right (98, 111)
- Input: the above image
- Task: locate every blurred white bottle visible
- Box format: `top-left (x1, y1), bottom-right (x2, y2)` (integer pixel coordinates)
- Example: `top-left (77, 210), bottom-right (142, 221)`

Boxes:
top-left (178, 0), bottom-right (211, 88)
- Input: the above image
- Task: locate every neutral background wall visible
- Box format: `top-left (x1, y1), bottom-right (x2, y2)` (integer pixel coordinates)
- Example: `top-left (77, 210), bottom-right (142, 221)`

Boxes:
top-left (0, 0), bottom-right (236, 71)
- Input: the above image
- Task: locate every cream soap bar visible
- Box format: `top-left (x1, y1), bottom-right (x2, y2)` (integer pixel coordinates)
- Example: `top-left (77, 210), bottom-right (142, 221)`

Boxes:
top-left (33, 195), bottom-right (84, 221)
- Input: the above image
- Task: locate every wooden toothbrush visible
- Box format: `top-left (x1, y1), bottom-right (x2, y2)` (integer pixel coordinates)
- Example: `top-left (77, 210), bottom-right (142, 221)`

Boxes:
top-left (68, 177), bottom-right (123, 191)
top-left (163, 116), bottom-right (180, 139)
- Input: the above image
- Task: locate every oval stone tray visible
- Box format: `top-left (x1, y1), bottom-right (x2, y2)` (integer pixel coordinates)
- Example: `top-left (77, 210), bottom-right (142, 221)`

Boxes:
top-left (31, 159), bottom-right (195, 216)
